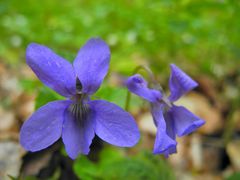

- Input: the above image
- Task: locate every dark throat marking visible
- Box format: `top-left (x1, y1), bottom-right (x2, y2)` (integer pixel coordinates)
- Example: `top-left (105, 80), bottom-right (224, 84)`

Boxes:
top-left (69, 77), bottom-right (90, 123)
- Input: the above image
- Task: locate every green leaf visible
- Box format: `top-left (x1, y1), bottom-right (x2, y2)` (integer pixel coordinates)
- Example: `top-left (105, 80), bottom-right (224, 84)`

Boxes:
top-left (94, 85), bottom-right (127, 108)
top-left (73, 156), bottom-right (101, 180)
top-left (7, 175), bottom-right (18, 180)
top-left (226, 172), bottom-right (240, 180)
top-left (99, 150), bottom-right (175, 180)
top-left (73, 147), bottom-right (175, 180)
top-left (35, 87), bottom-right (64, 109)
top-left (95, 84), bottom-right (142, 109)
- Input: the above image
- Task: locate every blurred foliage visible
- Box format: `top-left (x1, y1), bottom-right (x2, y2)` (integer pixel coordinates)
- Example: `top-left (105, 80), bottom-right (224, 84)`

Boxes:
top-left (226, 172), bottom-right (240, 180)
top-left (95, 83), bottom-right (143, 109)
top-left (0, 0), bottom-right (239, 78)
top-left (73, 147), bottom-right (175, 180)
top-left (35, 87), bottom-right (64, 109)
top-left (7, 175), bottom-right (18, 180)
top-left (2, 0), bottom-right (239, 108)
top-left (19, 78), bottom-right (41, 94)
top-left (19, 78), bottom-right (64, 109)
top-left (94, 85), bottom-right (128, 108)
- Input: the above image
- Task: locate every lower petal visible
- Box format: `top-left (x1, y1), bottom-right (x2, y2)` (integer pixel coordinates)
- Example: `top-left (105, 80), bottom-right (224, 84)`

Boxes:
top-left (171, 105), bottom-right (205, 137)
top-left (62, 106), bottom-right (95, 159)
top-left (153, 128), bottom-right (177, 155)
top-left (20, 100), bottom-right (71, 152)
top-left (151, 103), bottom-right (177, 155)
top-left (89, 100), bottom-right (140, 147)
top-left (163, 146), bottom-right (177, 158)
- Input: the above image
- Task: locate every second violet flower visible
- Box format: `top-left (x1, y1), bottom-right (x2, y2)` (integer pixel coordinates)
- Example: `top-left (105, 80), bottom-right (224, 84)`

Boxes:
top-left (126, 64), bottom-right (205, 157)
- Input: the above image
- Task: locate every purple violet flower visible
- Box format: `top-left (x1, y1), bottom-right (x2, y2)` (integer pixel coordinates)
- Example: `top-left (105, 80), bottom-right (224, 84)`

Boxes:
top-left (20, 38), bottom-right (140, 159)
top-left (126, 64), bottom-right (205, 157)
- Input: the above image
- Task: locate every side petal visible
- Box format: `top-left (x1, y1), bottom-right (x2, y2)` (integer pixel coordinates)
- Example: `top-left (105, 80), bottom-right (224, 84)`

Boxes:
top-left (171, 105), bottom-right (205, 137)
top-left (20, 100), bottom-right (71, 152)
top-left (89, 100), bottom-right (140, 147)
top-left (164, 110), bottom-right (176, 141)
top-left (169, 64), bottom-right (198, 101)
top-left (126, 74), bottom-right (162, 103)
top-left (62, 107), bottom-right (95, 159)
top-left (26, 43), bottom-right (76, 97)
top-left (73, 38), bottom-right (110, 95)
top-left (151, 103), bottom-right (177, 155)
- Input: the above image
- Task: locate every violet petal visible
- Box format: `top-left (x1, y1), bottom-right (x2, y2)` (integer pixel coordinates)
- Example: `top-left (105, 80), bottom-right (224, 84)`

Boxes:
top-left (163, 110), bottom-right (178, 157)
top-left (153, 128), bottom-right (177, 155)
top-left (171, 105), bottom-right (205, 137)
top-left (62, 105), bottom-right (95, 159)
top-left (26, 43), bottom-right (76, 97)
top-left (73, 38), bottom-right (110, 95)
top-left (89, 100), bottom-right (140, 147)
top-left (20, 100), bottom-right (71, 152)
top-left (151, 103), bottom-right (177, 155)
top-left (126, 74), bottom-right (162, 103)
top-left (168, 64), bottom-right (198, 102)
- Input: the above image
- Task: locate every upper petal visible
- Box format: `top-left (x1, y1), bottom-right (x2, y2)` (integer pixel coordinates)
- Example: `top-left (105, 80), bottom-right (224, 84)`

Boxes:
top-left (73, 38), bottom-right (110, 95)
top-left (89, 100), bottom-right (140, 147)
top-left (151, 103), bottom-right (177, 155)
top-left (62, 105), bottom-right (95, 159)
top-left (168, 64), bottom-right (198, 102)
top-left (26, 43), bottom-right (76, 97)
top-left (126, 74), bottom-right (162, 103)
top-left (20, 100), bottom-right (71, 152)
top-left (171, 105), bottom-right (205, 137)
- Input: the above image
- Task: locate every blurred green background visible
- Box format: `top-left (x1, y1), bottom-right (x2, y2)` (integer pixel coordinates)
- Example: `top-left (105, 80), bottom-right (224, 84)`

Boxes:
top-left (0, 0), bottom-right (240, 179)
top-left (1, 0), bottom-right (239, 75)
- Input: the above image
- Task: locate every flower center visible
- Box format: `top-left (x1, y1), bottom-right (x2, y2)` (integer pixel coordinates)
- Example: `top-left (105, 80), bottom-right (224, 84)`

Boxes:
top-left (161, 94), bottom-right (173, 110)
top-left (69, 78), bottom-right (90, 123)
top-left (69, 100), bottom-right (90, 123)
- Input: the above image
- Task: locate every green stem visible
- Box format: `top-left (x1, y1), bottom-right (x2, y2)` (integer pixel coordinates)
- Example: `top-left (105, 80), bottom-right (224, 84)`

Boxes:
top-left (125, 88), bottom-right (131, 111)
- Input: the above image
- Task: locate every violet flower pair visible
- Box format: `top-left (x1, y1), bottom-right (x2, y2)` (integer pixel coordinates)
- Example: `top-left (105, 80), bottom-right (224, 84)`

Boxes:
top-left (20, 38), bottom-right (204, 159)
